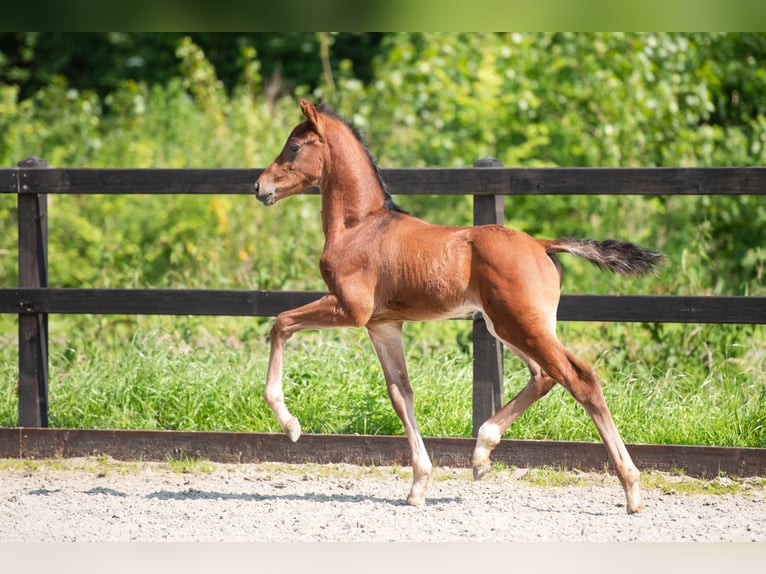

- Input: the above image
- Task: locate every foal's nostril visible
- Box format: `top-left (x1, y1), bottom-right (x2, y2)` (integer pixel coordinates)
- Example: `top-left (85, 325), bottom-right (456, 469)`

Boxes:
top-left (253, 180), bottom-right (260, 194)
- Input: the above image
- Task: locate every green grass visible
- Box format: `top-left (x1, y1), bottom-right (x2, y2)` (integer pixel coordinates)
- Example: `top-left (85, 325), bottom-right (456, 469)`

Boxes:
top-left (164, 455), bottom-right (218, 475)
top-left (1, 313), bottom-right (764, 448)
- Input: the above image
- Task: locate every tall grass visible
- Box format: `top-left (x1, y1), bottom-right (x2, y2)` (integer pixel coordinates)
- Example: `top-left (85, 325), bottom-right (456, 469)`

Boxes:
top-left (1, 312), bottom-right (763, 447)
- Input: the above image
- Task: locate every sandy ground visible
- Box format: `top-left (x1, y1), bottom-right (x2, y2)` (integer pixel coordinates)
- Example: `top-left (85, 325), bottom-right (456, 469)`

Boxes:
top-left (1, 458), bottom-right (765, 542)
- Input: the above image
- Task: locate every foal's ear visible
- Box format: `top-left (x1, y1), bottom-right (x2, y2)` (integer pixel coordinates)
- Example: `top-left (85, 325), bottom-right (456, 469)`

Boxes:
top-left (299, 99), bottom-right (323, 137)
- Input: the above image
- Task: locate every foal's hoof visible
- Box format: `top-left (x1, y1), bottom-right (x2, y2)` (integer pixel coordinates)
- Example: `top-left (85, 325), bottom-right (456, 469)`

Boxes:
top-left (626, 492), bottom-right (645, 515)
top-left (473, 463), bottom-right (491, 481)
top-left (284, 417), bottom-right (302, 442)
top-left (405, 471), bottom-right (432, 507)
top-left (625, 479), bottom-right (644, 514)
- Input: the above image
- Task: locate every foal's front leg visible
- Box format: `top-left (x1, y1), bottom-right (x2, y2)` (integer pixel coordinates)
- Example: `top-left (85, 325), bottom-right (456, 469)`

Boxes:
top-left (263, 294), bottom-right (363, 442)
top-left (367, 321), bottom-right (433, 506)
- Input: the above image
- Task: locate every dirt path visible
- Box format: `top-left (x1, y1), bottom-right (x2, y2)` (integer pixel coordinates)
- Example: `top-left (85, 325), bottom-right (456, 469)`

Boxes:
top-left (1, 458), bottom-right (764, 542)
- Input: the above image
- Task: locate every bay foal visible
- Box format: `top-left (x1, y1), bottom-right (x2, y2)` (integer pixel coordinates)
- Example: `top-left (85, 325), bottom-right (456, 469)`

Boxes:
top-left (254, 99), bottom-right (663, 513)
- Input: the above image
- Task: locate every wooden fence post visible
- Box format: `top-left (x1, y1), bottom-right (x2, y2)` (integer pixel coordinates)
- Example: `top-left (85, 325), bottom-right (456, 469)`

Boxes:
top-left (471, 157), bottom-right (505, 437)
top-left (17, 157), bottom-right (50, 427)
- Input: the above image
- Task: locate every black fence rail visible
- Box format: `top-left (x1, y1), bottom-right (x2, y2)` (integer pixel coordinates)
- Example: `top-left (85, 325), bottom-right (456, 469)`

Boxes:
top-left (2, 158), bottom-right (765, 436)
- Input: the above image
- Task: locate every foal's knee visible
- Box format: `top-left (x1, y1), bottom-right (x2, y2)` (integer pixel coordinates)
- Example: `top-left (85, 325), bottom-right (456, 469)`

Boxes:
top-left (270, 316), bottom-right (290, 342)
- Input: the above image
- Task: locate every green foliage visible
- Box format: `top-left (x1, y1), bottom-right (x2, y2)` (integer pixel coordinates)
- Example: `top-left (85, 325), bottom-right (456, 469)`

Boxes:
top-left (0, 34), bottom-right (765, 445)
top-left (334, 32), bottom-right (766, 170)
top-left (3, 33), bottom-right (766, 293)
top-left (0, 33), bottom-right (384, 103)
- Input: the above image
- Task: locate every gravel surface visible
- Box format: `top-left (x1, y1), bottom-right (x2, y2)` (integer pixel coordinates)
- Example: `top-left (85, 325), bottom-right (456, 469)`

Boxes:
top-left (1, 458), bottom-right (764, 542)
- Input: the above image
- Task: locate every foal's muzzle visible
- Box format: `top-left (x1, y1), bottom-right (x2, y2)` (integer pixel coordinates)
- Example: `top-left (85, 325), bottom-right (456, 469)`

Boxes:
top-left (253, 180), bottom-right (275, 206)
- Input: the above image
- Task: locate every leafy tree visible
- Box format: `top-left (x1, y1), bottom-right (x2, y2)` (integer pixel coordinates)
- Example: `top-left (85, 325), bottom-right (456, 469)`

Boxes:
top-left (0, 32), bottom-right (384, 103)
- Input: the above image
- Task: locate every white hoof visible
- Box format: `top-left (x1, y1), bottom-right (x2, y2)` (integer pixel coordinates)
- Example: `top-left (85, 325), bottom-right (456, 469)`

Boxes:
top-left (406, 468), bottom-right (432, 507)
top-left (626, 482), bottom-right (644, 514)
top-left (473, 463), bottom-right (491, 481)
top-left (472, 422), bottom-right (501, 480)
top-left (284, 417), bottom-right (302, 442)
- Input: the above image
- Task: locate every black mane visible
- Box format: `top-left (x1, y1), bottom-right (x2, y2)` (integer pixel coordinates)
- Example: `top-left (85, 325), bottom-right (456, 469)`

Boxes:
top-left (316, 103), bottom-right (408, 214)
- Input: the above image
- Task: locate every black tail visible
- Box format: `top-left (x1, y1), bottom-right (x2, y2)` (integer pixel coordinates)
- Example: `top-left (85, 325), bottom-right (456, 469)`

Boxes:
top-left (546, 237), bottom-right (665, 277)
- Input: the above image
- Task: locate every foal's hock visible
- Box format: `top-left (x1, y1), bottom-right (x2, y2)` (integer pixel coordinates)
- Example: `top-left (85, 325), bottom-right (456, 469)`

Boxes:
top-left (253, 99), bottom-right (664, 514)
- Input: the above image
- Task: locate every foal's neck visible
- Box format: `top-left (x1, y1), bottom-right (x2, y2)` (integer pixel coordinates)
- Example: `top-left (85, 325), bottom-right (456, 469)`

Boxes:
top-left (320, 136), bottom-right (389, 239)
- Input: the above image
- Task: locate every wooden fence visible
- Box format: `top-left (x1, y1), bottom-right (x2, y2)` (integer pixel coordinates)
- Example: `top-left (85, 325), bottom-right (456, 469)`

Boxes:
top-left (2, 157), bottom-right (766, 440)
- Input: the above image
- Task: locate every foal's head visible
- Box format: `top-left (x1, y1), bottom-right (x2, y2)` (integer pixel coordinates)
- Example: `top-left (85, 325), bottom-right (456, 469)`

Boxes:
top-left (253, 99), bottom-right (327, 206)
top-left (254, 99), bottom-right (406, 214)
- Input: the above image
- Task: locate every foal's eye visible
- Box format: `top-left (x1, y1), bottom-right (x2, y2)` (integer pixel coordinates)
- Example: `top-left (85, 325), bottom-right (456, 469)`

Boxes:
top-left (289, 143), bottom-right (301, 153)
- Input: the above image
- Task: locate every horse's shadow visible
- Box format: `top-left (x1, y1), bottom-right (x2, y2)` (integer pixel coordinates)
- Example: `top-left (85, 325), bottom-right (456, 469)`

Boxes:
top-left (145, 488), bottom-right (461, 506)
top-left (29, 482), bottom-right (462, 506)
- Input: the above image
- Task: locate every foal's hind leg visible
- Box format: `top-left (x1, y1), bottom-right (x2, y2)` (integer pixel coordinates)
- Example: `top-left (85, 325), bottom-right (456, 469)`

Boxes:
top-left (519, 340), bottom-right (644, 514)
top-left (474, 310), bottom-right (643, 513)
top-left (548, 347), bottom-right (644, 513)
top-left (367, 321), bottom-right (433, 506)
top-left (472, 349), bottom-right (556, 480)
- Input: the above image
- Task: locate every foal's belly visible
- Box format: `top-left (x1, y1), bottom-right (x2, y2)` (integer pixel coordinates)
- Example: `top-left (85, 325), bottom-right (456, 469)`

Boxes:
top-left (372, 297), bottom-right (481, 323)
